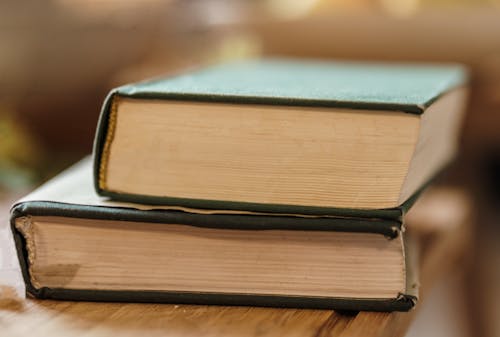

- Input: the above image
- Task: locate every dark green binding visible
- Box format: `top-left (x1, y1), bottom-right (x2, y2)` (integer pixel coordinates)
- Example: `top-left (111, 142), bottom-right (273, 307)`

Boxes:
top-left (10, 202), bottom-right (416, 312)
top-left (105, 58), bottom-right (467, 114)
top-left (20, 287), bottom-right (417, 312)
top-left (11, 201), bottom-right (402, 238)
top-left (93, 59), bottom-right (466, 217)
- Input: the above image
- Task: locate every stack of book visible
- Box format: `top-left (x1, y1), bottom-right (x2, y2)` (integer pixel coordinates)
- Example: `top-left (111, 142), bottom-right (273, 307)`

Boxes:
top-left (10, 59), bottom-right (467, 311)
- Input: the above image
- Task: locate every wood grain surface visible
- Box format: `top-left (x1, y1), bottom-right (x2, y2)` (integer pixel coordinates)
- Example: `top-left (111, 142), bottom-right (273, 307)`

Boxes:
top-left (0, 188), bottom-right (471, 337)
top-left (0, 299), bottom-right (425, 337)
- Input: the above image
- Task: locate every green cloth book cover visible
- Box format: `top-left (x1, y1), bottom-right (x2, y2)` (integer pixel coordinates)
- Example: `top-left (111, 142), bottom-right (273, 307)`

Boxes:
top-left (93, 58), bottom-right (467, 218)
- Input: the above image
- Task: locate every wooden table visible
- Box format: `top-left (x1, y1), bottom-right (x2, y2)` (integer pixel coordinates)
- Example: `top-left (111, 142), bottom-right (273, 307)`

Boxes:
top-left (0, 188), bottom-right (471, 337)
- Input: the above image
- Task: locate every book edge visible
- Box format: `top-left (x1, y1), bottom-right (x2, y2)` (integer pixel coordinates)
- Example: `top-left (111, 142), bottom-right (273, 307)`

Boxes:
top-left (10, 205), bottom-right (414, 312)
top-left (92, 84), bottom-right (459, 219)
top-left (93, 89), bottom-right (117, 195)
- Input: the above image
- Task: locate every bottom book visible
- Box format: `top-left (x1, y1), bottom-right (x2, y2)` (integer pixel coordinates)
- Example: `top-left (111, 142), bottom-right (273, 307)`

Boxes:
top-left (10, 158), bottom-right (418, 312)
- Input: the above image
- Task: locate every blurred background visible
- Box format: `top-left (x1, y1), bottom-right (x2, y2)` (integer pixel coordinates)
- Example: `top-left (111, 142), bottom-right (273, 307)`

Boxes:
top-left (1, 0), bottom-right (500, 336)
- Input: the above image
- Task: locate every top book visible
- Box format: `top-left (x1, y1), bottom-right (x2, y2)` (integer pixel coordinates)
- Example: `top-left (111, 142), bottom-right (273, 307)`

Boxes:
top-left (94, 58), bottom-right (467, 217)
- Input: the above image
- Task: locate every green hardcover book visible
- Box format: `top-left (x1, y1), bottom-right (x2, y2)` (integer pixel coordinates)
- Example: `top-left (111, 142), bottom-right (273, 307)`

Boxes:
top-left (11, 158), bottom-right (417, 311)
top-left (94, 59), bottom-right (468, 217)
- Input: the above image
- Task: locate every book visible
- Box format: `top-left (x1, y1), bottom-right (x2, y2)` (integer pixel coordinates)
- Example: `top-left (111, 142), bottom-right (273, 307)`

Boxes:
top-left (93, 59), bottom-right (468, 216)
top-left (11, 158), bottom-right (417, 311)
